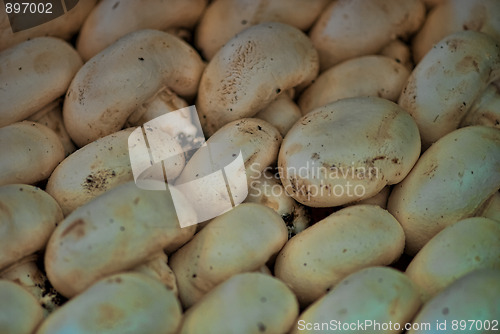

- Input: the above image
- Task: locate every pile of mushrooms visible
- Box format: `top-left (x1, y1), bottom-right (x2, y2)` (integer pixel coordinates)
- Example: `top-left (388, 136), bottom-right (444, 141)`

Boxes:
top-left (0, 0), bottom-right (499, 333)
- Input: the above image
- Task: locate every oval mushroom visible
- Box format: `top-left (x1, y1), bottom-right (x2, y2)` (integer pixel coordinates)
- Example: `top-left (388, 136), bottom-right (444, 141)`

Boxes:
top-left (407, 269), bottom-right (500, 334)
top-left (0, 37), bottom-right (82, 128)
top-left (291, 267), bottom-right (421, 334)
top-left (0, 184), bottom-right (63, 272)
top-left (196, 22), bottom-right (319, 136)
top-left (387, 126), bottom-right (500, 255)
top-left (0, 122), bottom-right (65, 186)
top-left (45, 181), bottom-right (196, 298)
top-left (274, 205), bottom-right (405, 306)
top-left (169, 203), bottom-right (288, 308)
top-left (45, 128), bottom-right (177, 216)
top-left (77, 0), bottom-right (207, 61)
top-left (179, 273), bottom-right (298, 334)
top-left (405, 217), bottom-right (500, 302)
top-left (298, 55), bottom-right (411, 114)
top-left (195, 0), bottom-right (330, 60)
top-left (35, 273), bottom-right (182, 334)
top-left (399, 31), bottom-right (500, 148)
top-left (279, 97), bottom-right (420, 207)
top-left (309, 0), bottom-right (425, 70)
top-left (63, 29), bottom-right (205, 147)
top-left (412, 0), bottom-right (500, 63)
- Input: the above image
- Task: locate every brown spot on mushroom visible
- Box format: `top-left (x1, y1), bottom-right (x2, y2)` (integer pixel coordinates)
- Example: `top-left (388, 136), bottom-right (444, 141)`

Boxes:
top-left (389, 297), bottom-right (400, 316)
top-left (371, 156), bottom-right (386, 162)
top-left (33, 52), bottom-right (52, 74)
top-left (456, 56), bottom-right (480, 73)
top-left (311, 152), bottom-right (320, 160)
top-left (257, 322), bottom-right (266, 332)
top-left (0, 202), bottom-right (12, 220)
top-left (286, 143), bottom-right (303, 155)
top-left (97, 304), bottom-right (125, 328)
top-left (61, 219), bottom-right (86, 238)
top-left (442, 307), bottom-right (449, 315)
top-left (112, 1), bottom-right (119, 9)
top-left (423, 162), bottom-right (438, 177)
top-left (82, 169), bottom-right (118, 194)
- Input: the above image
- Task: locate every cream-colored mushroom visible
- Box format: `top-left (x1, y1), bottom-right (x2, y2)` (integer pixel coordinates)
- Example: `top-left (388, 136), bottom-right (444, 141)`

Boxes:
top-left (0, 184), bottom-right (62, 272)
top-left (0, 1), bottom-right (96, 51)
top-left (412, 0), bottom-right (500, 63)
top-left (63, 29), bottom-right (205, 147)
top-left (169, 203), bottom-right (288, 308)
top-left (195, 0), bottom-right (330, 60)
top-left (179, 273), bottom-right (298, 334)
top-left (405, 217), bottom-right (500, 302)
top-left (196, 22), bottom-right (319, 136)
top-left (387, 126), bottom-right (500, 255)
top-left (279, 97), bottom-right (420, 207)
top-left (77, 0), bottom-right (207, 61)
top-left (35, 273), bottom-right (182, 334)
top-left (310, 0), bottom-right (425, 70)
top-left (0, 122), bottom-right (65, 186)
top-left (407, 269), bottom-right (500, 334)
top-left (0, 37), bottom-right (82, 128)
top-left (275, 205), bottom-right (405, 306)
top-left (46, 127), bottom-right (182, 216)
top-left (298, 55), bottom-right (411, 114)
top-left (45, 181), bottom-right (196, 297)
top-left (291, 267), bottom-right (421, 334)
top-left (399, 31), bottom-right (500, 148)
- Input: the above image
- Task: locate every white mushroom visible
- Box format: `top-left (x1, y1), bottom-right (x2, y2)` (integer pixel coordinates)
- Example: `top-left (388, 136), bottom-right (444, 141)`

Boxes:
top-left (77, 0), bottom-right (207, 61)
top-left (399, 31), bottom-right (500, 148)
top-left (0, 122), bottom-right (65, 186)
top-left (298, 55), bottom-right (411, 114)
top-left (0, 37), bottom-right (82, 128)
top-left (309, 0), bottom-right (425, 70)
top-left (387, 126), bottom-right (500, 255)
top-left (195, 0), bottom-right (330, 60)
top-left (412, 0), bottom-right (500, 63)
top-left (63, 29), bottom-right (205, 147)
top-left (196, 22), bottom-right (319, 136)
